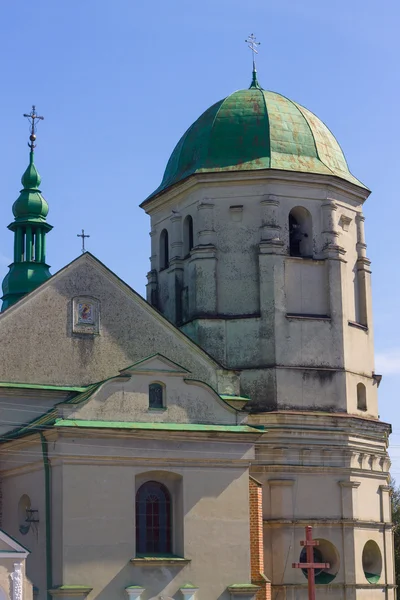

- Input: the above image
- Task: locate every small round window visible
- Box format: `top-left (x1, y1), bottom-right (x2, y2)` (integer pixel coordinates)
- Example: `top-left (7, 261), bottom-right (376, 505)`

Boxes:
top-left (300, 538), bottom-right (340, 584)
top-left (362, 540), bottom-right (382, 583)
top-left (18, 494), bottom-right (31, 535)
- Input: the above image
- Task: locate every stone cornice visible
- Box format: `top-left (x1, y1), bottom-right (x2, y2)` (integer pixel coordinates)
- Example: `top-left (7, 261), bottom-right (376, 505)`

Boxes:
top-left (141, 169), bottom-right (369, 213)
top-left (264, 518), bottom-right (393, 528)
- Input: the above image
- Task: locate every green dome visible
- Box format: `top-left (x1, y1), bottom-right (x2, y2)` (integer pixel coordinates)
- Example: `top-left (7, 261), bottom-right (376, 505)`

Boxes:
top-left (147, 79), bottom-right (365, 200)
top-left (12, 152), bottom-right (49, 221)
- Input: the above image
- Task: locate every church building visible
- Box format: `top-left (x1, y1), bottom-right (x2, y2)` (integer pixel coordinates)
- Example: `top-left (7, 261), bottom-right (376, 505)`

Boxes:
top-left (0, 59), bottom-right (394, 600)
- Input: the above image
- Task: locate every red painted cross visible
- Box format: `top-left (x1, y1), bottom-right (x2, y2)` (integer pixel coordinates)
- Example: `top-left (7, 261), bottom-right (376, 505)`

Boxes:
top-left (292, 526), bottom-right (330, 600)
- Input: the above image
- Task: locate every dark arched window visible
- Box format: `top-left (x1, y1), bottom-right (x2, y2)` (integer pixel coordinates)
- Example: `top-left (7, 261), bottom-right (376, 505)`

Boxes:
top-left (160, 229), bottom-right (169, 270)
top-left (136, 481), bottom-right (172, 554)
top-left (149, 383), bottom-right (164, 409)
top-left (289, 207), bottom-right (313, 257)
top-left (357, 383), bottom-right (367, 411)
top-left (183, 215), bottom-right (194, 255)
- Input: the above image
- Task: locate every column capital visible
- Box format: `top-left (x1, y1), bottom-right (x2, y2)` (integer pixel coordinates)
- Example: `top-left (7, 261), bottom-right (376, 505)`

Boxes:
top-left (125, 587), bottom-right (145, 600)
top-left (180, 585), bottom-right (198, 600)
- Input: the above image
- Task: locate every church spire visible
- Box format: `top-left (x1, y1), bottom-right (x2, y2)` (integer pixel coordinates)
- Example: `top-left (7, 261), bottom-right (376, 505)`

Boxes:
top-left (1, 106), bottom-right (53, 311)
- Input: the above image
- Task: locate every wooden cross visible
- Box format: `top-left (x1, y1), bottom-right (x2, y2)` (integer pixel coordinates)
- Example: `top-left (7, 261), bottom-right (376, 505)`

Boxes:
top-left (292, 526), bottom-right (330, 600)
top-left (77, 229), bottom-right (90, 253)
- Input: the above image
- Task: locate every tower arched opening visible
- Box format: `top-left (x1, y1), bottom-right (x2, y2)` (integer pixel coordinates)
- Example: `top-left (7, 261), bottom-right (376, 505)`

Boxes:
top-left (289, 207), bottom-right (313, 257)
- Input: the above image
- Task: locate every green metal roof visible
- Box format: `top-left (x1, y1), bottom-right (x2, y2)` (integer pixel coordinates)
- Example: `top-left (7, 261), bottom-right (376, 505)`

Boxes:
top-left (13, 152), bottom-right (49, 221)
top-left (54, 419), bottom-right (262, 434)
top-left (1, 379), bottom-right (263, 442)
top-left (145, 77), bottom-right (366, 202)
top-left (0, 382), bottom-right (88, 392)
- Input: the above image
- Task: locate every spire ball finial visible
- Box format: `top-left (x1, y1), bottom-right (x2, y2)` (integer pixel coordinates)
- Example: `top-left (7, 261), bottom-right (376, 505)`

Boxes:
top-left (23, 105), bottom-right (44, 150)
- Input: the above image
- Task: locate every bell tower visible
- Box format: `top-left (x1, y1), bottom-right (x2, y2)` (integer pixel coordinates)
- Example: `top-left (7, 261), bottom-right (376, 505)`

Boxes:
top-left (141, 76), bottom-right (379, 420)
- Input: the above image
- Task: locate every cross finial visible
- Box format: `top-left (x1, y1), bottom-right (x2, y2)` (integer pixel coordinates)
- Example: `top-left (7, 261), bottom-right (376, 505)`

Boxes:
top-left (23, 105), bottom-right (44, 150)
top-left (77, 229), bottom-right (90, 253)
top-left (245, 33), bottom-right (261, 71)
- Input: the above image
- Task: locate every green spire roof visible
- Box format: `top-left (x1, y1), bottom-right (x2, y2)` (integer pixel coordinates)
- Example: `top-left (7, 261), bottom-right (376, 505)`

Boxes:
top-left (12, 151), bottom-right (49, 221)
top-left (1, 140), bottom-right (52, 311)
top-left (144, 76), bottom-right (366, 202)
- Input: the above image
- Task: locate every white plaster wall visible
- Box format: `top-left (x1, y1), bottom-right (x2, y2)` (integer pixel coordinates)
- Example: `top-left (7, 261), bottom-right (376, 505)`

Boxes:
top-left (59, 456), bottom-right (252, 600)
top-left (63, 371), bottom-right (241, 425)
top-left (1, 453), bottom-right (47, 600)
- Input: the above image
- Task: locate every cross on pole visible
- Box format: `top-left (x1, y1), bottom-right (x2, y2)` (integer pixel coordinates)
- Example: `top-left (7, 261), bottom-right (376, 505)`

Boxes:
top-left (292, 526), bottom-right (330, 600)
top-left (77, 229), bottom-right (90, 253)
top-left (23, 105), bottom-right (44, 150)
top-left (245, 33), bottom-right (261, 71)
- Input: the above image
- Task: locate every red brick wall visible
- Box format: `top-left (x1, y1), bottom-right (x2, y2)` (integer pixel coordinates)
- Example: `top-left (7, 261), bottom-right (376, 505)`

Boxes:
top-left (249, 476), bottom-right (271, 600)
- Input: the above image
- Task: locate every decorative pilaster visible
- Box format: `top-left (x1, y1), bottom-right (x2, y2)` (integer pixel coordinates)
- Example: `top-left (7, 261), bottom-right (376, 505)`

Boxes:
top-left (11, 562), bottom-right (23, 600)
top-left (355, 212), bottom-right (372, 326)
top-left (197, 201), bottom-right (216, 246)
top-left (339, 480), bottom-right (361, 519)
top-left (146, 269), bottom-right (158, 307)
top-left (379, 485), bottom-right (391, 523)
top-left (149, 228), bottom-right (158, 271)
top-left (321, 199), bottom-right (345, 258)
top-left (259, 196), bottom-right (284, 254)
top-left (170, 212), bottom-right (183, 259)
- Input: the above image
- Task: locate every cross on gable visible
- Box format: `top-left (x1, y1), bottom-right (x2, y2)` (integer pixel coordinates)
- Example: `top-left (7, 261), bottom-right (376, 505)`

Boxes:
top-left (292, 526), bottom-right (330, 600)
top-left (77, 229), bottom-right (90, 253)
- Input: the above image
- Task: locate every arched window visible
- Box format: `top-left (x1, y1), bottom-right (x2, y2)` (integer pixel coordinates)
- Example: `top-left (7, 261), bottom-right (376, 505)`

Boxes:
top-left (149, 383), bottom-right (164, 409)
top-left (357, 383), bottom-right (367, 411)
top-left (183, 215), bottom-right (194, 255)
top-left (136, 481), bottom-right (172, 555)
top-left (159, 229), bottom-right (169, 270)
top-left (289, 207), bottom-right (313, 257)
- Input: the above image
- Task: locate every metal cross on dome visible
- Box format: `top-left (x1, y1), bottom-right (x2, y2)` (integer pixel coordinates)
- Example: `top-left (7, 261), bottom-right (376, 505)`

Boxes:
top-left (245, 33), bottom-right (261, 69)
top-left (23, 105), bottom-right (44, 150)
top-left (292, 526), bottom-right (330, 600)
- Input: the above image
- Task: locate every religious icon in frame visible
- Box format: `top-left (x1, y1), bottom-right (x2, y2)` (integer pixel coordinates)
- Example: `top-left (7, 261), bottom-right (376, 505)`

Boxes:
top-left (72, 296), bottom-right (100, 334)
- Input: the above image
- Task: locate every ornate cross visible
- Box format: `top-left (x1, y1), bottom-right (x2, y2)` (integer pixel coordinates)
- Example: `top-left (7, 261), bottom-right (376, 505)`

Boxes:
top-left (245, 33), bottom-right (261, 69)
top-left (77, 229), bottom-right (90, 253)
top-left (23, 105), bottom-right (44, 150)
top-left (292, 526), bottom-right (330, 600)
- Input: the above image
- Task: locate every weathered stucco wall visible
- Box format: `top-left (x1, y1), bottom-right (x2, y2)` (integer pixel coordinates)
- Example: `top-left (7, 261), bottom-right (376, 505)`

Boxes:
top-left (145, 171), bottom-right (377, 417)
top-left (0, 256), bottom-right (238, 396)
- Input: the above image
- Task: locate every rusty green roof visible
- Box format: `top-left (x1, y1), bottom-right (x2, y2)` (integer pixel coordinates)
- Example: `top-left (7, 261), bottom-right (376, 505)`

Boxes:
top-left (144, 83), bottom-right (366, 202)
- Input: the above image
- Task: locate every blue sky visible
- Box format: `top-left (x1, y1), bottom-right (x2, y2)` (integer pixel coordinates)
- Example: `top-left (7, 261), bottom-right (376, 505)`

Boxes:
top-left (1, 0), bottom-right (399, 473)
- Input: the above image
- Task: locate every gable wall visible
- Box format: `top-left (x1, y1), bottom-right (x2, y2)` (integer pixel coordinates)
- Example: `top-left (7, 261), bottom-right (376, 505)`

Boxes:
top-left (0, 259), bottom-right (230, 393)
top-left (63, 373), bottom-right (239, 425)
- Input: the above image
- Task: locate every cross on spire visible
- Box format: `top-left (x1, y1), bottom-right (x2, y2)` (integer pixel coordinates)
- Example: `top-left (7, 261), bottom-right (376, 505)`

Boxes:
top-left (245, 33), bottom-right (261, 71)
top-left (292, 526), bottom-right (330, 600)
top-left (23, 105), bottom-right (44, 150)
top-left (77, 229), bottom-right (90, 253)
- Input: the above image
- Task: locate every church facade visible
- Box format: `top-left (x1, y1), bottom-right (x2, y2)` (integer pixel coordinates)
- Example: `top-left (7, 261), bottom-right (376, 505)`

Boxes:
top-left (0, 71), bottom-right (394, 600)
